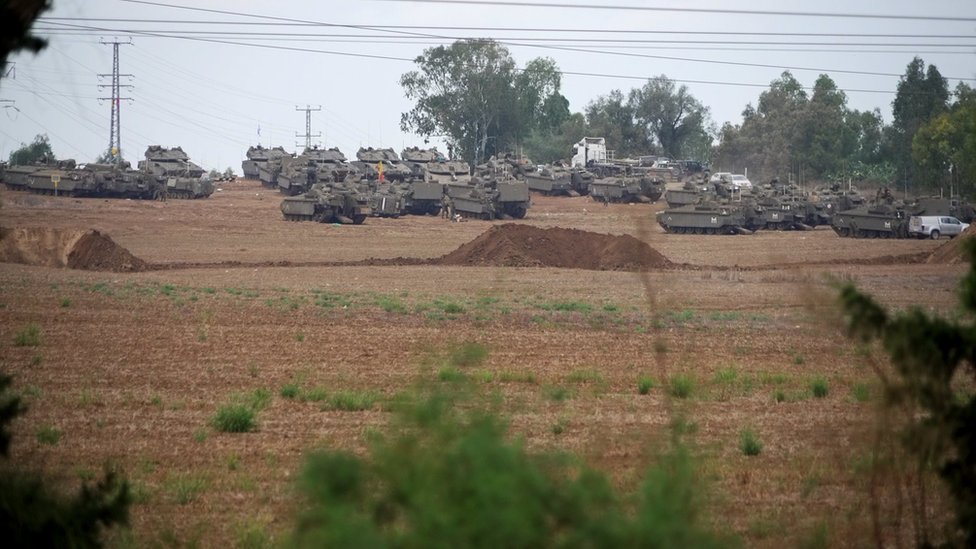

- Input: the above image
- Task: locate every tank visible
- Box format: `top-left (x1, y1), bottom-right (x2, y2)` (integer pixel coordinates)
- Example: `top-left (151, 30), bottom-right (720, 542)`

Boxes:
top-left (352, 147), bottom-right (412, 182)
top-left (830, 203), bottom-right (915, 238)
top-left (404, 179), bottom-right (446, 216)
top-left (140, 146), bottom-right (204, 178)
top-left (665, 181), bottom-right (708, 207)
top-left (656, 202), bottom-right (753, 235)
top-left (258, 152), bottom-right (290, 189)
top-left (280, 181), bottom-right (372, 224)
top-left (241, 145), bottom-right (288, 180)
top-left (401, 146), bottom-right (443, 179)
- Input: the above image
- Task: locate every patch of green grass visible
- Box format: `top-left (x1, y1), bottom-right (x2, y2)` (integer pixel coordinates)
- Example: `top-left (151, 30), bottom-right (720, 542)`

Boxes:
top-left (793, 353), bottom-right (806, 365)
top-left (376, 295), bottom-right (408, 314)
top-left (476, 371), bottom-right (494, 383)
top-left (740, 428), bottom-right (763, 456)
top-left (295, 331), bottom-right (305, 342)
top-left (602, 302), bottom-right (619, 312)
top-left (801, 471), bottom-right (822, 498)
top-left (226, 452), bottom-right (240, 471)
top-left (811, 377), bottom-right (829, 399)
top-left (280, 383), bottom-right (300, 399)
top-left (60, 297), bottom-right (71, 308)
top-left (543, 385), bottom-right (573, 402)
top-left (149, 394), bottom-right (163, 408)
top-left (87, 282), bottom-right (114, 296)
top-left (497, 371), bottom-right (537, 384)
top-left (438, 367), bottom-right (466, 382)
top-left (712, 366), bottom-right (739, 385)
top-left (202, 287), bottom-right (217, 294)
top-left (638, 376), bottom-right (655, 395)
top-left (314, 291), bottom-right (353, 309)
top-left (302, 386), bottom-right (328, 402)
top-left (14, 323), bottom-right (42, 347)
top-left (708, 310), bottom-right (742, 322)
top-left (234, 519), bottom-right (271, 549)
top-left (551, 418), bottom-right (568, 435)
top-left (449, 342), bottom-right (489, 368)
top-left (212, 404), bottom-right (256, 433)
top-left (165, 473), bottom-right (208, 505)
top-left (433, 299), bottom-right (465, 314)
top-left (193, 428), bottom-right (208, 443)
top-left (760, 372), bottom-right (788, 386)
top-left (566, 369), bottom-right (603, 384)
top-left (773, 390), bottom-right (786, 403)
top-left (851, 383), bottom-right (871, 402)
top-left (666, 309), bottom-right (696, 324)
top-left (30, 353), bottom-right (43, 366)
top-left (324, 391), bottom-right (377, 412)
top-left (537, 300), bottom-right (593, 313)
top-left (245, 388), bottom-right (272, 411)
top-left (668, 374), bottom-right (694, 399)
top-left (36, 425), bottom-right (61, 445)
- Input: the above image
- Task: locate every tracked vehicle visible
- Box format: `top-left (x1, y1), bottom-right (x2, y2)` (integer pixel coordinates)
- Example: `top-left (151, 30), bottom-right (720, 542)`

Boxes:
top-left (656, 202), bottom-right (753, 235)
top-left (590, 175), bottom-right (664, 203)
top-left (830, 203), bottom-right (915, 238)
top-left (445, 176), bottom-right (530, 220)
top-left (242, 145), bottom-right (288, 180)
top-left (353, 147), bottom-right (412, 182)
top-left (280, 181), bottom-right (372, 224)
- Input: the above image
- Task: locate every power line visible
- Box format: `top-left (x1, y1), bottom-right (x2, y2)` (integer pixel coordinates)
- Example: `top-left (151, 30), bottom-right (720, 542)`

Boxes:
top-left (98, 38), bottom-right (133, 165)
top-left (35, 18), bottom-right (976, 39)
top-left (370, 0), bottom-right (976, 22)
top-left (296, 105), bottom-right (321, 149)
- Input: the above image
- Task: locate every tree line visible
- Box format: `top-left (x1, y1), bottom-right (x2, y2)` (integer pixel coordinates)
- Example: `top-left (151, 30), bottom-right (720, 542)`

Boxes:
top-left (401, 40), bottom-right (974, 196)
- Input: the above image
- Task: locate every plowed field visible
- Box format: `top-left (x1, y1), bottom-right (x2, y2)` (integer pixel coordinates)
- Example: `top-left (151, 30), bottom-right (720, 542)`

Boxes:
top-left (0, 180), bottom-right (964, 547)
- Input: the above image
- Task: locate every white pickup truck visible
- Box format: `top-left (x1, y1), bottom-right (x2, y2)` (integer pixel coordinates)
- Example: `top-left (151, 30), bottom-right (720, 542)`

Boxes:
top-left (908, 215), bottom-right (970, 239)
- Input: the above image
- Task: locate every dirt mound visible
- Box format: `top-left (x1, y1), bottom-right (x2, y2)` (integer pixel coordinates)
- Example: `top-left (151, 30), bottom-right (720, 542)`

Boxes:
top-left (927, 224), bottom-right (976, 265)
top-left (0, 227), bottom-right (147, 272)
top-left (435, 224), bottom-right (671, 270)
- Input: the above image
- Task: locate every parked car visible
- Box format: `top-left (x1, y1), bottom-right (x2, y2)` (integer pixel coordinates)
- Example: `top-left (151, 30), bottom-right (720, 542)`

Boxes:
top-left (729, 174), bottom-right (752, 189)
top-left (908, 215), bottom-right (970, 239)
top-left (709, 172), bottom-right (732, 185)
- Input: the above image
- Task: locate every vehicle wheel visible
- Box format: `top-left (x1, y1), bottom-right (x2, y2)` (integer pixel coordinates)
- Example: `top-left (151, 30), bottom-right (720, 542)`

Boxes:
top-left (509, 204), bottom-right (527, 219)
top-left (930, 230), bottom-right (940, 240)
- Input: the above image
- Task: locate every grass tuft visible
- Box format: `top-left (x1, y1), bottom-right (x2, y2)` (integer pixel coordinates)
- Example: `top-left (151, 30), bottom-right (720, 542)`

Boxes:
top-left (14, 323), bottom-right (42, 347)
top-left (740, 428), bottom-right (763, 456)
top-left (212, 404), bottom-right (256, 433)
top-left (668, 374), bottom-right (694, 399)
top-left (638, 376), bottom-right (655, 395)
top-left (811, 377), bottom-right (829, 399)
top-left (449, 342), bottom-right (489, 368)
top-left (36, 425), bottom-right (62, 445)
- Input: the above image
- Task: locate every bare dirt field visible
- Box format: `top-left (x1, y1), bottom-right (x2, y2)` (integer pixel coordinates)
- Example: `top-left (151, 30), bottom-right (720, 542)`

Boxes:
top-left (0, 180), bottom-right (965, 547)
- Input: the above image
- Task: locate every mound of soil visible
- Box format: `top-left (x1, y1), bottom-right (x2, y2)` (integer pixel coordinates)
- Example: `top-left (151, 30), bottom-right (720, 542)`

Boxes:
top-left (927, 224), bottom-right (976, 265)
top-left (0, 227), bottom-right (147, 272)
top-left (435, 224), bottom-right (670, 270)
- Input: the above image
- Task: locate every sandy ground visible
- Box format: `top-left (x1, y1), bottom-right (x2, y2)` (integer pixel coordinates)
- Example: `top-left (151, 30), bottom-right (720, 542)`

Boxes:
top-left (0, 180), bottom-right (963, 547)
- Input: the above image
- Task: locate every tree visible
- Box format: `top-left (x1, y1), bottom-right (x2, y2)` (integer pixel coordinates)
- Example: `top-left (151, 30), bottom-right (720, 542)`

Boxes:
top-left (400, 40), bottom-right (567, 167)
top-left (797, 75), bottom-right (855, 178)
top-left (912, 83), bottom-right (976, 196)
top-left (839, 240), bottom-right (976, 547)
top-left (889, 57), bottom-right (950, 189)
top-left (0, 371), bottom-right (131, 546)
top-left (629, 75), bottom-right (712, 159)
top-left (522, 112), bottom-right (586, 164)
top-left (584, 90), bottom-right (649, 158)
top-left (1, 0), bottom-right (50, 73)
top-left (8, 133), bottom-right (55, 165)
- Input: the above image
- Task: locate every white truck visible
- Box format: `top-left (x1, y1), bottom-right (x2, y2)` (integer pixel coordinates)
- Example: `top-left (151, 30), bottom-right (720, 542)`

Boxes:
top-left (908, 215), bottom-right (970, 239)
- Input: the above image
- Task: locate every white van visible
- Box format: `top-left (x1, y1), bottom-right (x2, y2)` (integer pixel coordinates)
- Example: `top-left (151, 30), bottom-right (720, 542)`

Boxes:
top-left (908, 216), bottom-right (970, 239)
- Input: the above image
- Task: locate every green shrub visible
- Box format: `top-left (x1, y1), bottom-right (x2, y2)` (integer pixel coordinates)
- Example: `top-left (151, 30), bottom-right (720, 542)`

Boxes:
top-left (773, 390), bottom-right (786, 403)
top-left (811, 377), bottom-right (829, 399)
top-left (36, 425), bottom-right (62, 445)
top-left (438, 367), bottom-right (466, 383)
top-left (449, 342), bottom-right (489, 368)
top-left (669, 375), bottom-right (694, 399)
top-left (14, 323), bottom-right (42, 347)
top-left (166, 473), bottom-right (207, 505)
top-left (302, 387), bottom-right (328, 402)
top-left (280, 383), bottom-right (300, 399)
top-left (212, 404), bottom-right (255, 433)
top-left (376, 296), bottom-right (407, 314)
top-left (59, 298), bottom-right (71, 308)
top-left (740, 428), bottom-right (763, 456)
top-left (498, 371), bottom-right (536, 384)
top-left (638, 376), bottom-right (655, 395)
top-left (566, 369), bottom-right (603, 384)
top-left (289, 388), bottom-right (733, 547)
top-left (543, 385), bottom-right (572, 402)
top-left (246, 388), bottom-right (271, 411)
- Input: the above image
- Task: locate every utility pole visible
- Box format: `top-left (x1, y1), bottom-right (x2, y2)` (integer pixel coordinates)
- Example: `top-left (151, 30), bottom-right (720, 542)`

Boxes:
top-left (98, 39), bottom-right (133, 166)
top-left (295, 104), bottom-right (321, 151)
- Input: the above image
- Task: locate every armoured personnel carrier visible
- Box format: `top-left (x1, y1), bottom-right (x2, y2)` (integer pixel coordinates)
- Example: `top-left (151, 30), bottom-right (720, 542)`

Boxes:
top-left (656, 202), bottom-right (753, 235)
top-left (830, 202), bottom-right (916, 238)
top-left (2, 158), bottom-right (68, 191)
top-left (241, 145), bottom-right (288, 180)
top-left (523, 163), bottom-right (588, 196)
top-left (445, 176), bottom-right (530, 220)
top-left (280, 181), bottom-right (371, 224)
top-left (369, 182), bottom-right (409, 217)
top-left (404, 179), bottom-right (446, 216)
top-left (590, 174), bottom-right (664, 203)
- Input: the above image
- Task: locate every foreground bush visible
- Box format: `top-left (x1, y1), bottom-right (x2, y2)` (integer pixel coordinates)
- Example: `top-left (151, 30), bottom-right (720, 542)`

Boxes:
top-left (289, 388), bottom-right (733, 547)
top-left (0, 372), bottom-right (131, 546)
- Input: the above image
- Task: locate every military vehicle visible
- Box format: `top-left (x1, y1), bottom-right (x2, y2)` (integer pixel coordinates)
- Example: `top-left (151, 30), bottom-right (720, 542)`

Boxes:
top-left (276, 155), bottom-right (319, 196)
top-left (913, 196), bottom-right (975, 223)
top-left (280, 181), bottom-right (371, 224)
top-left (400, 147), bottom-right (471, 184)
top-left (445, 176), bottom-right (530, 220)
top-left (830, 202), bottom-right (916, 238)
top-left (522, 164), bottom-right (592, 197)
top-left (140, 146), bottom-right (213, 199)
top-left (2, 158), bottom-right (68, 191)
top-left (369, 182), bottom-right (410, 217)
top-left (665, 181), bottom-right (708, 208)
top-left (404, 179), bottom-right (446, 216)
top-left (656, 202), bottom-right (754, 235)
top-left (590, 174), bottom-right (665, 203)
top-left (352, 147), bottom-right (412, 182)
top-left (523, 164), bottom-right (575, 196)
top-left (241, 145), bottom-right (288, 180)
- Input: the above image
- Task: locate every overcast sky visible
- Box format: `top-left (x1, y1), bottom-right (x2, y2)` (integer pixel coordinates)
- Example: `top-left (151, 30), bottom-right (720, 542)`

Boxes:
top-left (1, 0), bottom-right (974, 172)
